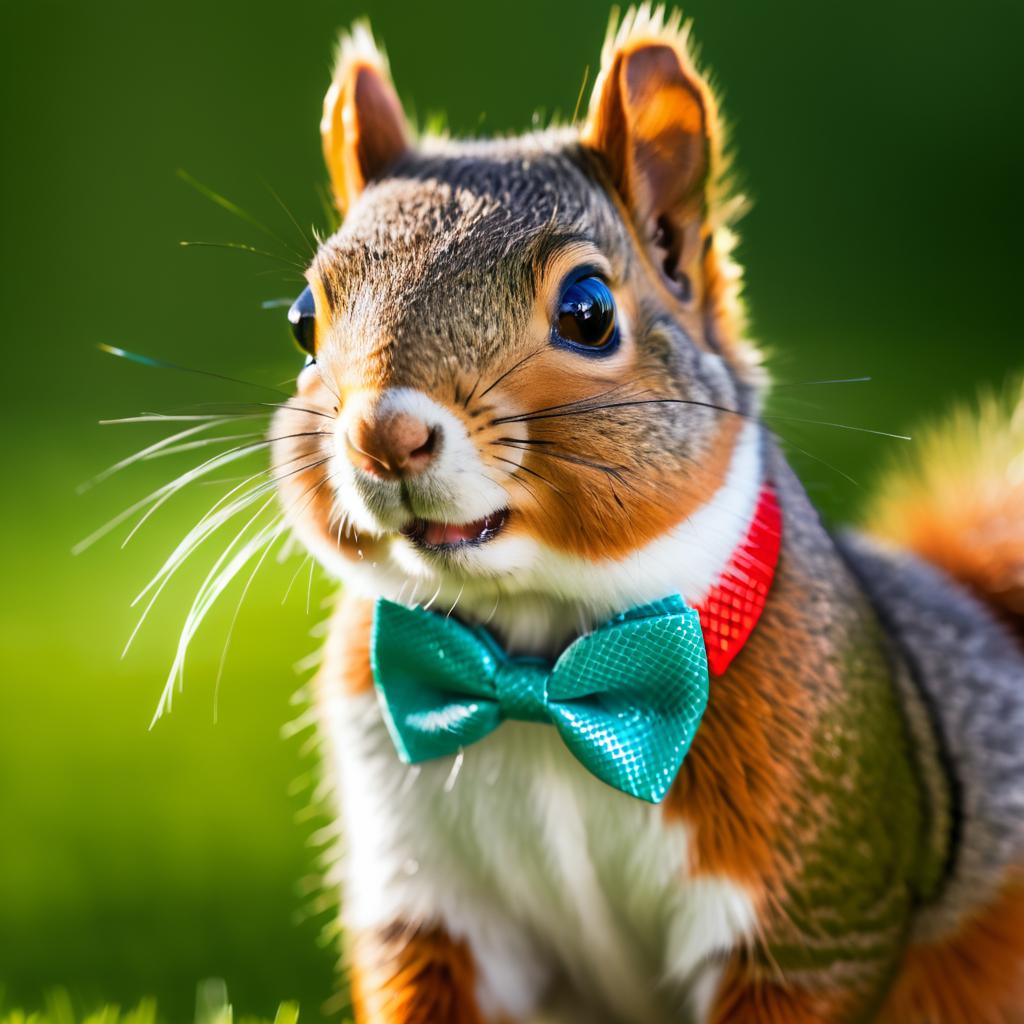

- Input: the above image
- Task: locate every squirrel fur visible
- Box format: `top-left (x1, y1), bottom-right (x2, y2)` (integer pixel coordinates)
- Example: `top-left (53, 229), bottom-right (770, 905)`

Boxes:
top-left (268, 8), bottom-right (1024, 1022)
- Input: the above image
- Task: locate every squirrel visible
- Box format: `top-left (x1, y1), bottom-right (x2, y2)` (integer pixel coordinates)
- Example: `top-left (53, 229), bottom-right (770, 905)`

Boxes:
top-left (268, 7), bottom-right (1024, 1023)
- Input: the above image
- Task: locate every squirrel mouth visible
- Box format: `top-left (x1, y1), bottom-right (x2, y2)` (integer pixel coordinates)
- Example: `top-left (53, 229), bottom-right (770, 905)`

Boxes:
top-left (400, 509), bottom-right (509, 551)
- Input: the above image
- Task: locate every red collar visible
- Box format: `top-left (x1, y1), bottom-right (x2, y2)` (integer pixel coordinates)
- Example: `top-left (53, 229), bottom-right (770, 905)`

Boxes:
top-left (694, 484), bottom-right (782, 676)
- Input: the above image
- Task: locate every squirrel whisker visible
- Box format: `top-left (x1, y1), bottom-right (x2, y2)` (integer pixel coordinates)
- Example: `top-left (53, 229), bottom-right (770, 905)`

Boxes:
top-left (118, 439), bottom-right (327, 552)
top-left (98, 344), bottom-right (298, 399)
top-left (476, 343), bottom-right (550, 402)
top-left (493, 461), bottom-right (556, 513)
top-left (494, 395), bottom-right (910, 442)
top-left (492, 440), bottom-right (628, 484)
top-left (488, 382), bottom-right (638, 426)
top-left (177, 168), bottom-right (312, 266)
top-left (131, 453), bottom-right (333, 675)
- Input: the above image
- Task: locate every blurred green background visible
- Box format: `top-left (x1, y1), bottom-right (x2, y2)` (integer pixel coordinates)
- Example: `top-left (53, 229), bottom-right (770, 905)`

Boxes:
top-left (1, 0), bottom-right (1021, 1019)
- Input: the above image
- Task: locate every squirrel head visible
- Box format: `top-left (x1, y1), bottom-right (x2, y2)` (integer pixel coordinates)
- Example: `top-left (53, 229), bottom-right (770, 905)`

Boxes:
top-left (275, 8), bottom-right (765, 616)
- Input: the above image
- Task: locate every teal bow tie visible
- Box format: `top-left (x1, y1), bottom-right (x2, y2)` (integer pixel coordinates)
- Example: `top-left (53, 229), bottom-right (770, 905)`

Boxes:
top-left (370, 595), bottom-right (709, 803)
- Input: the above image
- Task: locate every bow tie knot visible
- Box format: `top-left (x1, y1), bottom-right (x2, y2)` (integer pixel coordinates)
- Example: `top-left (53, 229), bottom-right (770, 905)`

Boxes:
top-left (370, 594), bottom-right (710, 803)
top-left (493, 659), bottom-right (550, 723)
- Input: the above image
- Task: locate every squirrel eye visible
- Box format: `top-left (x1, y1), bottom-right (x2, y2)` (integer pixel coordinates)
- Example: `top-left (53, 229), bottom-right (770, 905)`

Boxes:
top-left (288, 286), bottom-right (317, 356)
top-left (554, 275), bottom-right (618, 352)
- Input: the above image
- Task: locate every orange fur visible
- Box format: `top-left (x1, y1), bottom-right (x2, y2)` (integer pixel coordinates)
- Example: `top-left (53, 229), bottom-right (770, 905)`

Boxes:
top-left (582, 8), bottom-right (723, 233)
top-left (271, 372), bottom-right (388, 567)
top-left (499, 350), bottom-right (743, 560)
top-left (879, 873), bottom-right (1024, 1024)
top-left (321, 23), bottom-right (408, 214)
top-left (474, 236), bottom-right (746, 561)
top-left (349, 922), bottom-right (502, 1024)
top-left (710, 959), bottom-right (863, 1024)
top-left (323, 593), bottom-right (377, 696)
top-left (866, 382), bottom-right (1024, 629)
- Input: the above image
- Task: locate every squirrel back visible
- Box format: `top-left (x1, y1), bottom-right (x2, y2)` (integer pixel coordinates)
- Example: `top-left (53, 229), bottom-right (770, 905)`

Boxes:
top-left (839, 387), bottom-right (1024, 1019)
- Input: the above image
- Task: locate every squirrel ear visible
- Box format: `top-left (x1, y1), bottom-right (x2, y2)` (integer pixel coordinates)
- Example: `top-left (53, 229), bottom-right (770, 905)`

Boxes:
top-left (582, 10), bottom-right (720, 304)
top-left (321, 23), bottom-right (409, 214)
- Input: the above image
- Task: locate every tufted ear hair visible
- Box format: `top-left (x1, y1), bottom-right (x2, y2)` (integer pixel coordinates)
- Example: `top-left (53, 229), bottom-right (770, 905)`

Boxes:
top-left (321, 22), bottom-right (409, 214)
top-left (582, 7), bottom-right (725, 310)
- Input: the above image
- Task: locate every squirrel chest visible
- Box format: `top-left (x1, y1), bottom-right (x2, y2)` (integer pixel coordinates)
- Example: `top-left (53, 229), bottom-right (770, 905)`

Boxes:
top-left (322, 685), bottom-right (760, 1024)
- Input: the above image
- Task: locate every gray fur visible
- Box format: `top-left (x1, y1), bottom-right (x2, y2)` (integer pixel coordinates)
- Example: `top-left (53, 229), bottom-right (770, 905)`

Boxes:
top-left (840, 532), bottom-right (1024, 938)
top-left (314, 132), bottom-right (629, 388)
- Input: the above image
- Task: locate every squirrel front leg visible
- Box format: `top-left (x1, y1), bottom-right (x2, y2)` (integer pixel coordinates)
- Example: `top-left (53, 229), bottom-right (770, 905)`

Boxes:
top-left (349, 923), bottom-right (514, 1024)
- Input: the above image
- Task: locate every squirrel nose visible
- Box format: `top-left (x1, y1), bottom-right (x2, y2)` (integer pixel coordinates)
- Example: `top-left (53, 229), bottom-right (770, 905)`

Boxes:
top-left (347, 410), bottom-right (440, 479)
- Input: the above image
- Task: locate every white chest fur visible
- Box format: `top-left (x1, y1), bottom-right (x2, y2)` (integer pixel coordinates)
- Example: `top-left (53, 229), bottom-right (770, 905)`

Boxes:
top-left (321, 686), bottom-right (757, 1024)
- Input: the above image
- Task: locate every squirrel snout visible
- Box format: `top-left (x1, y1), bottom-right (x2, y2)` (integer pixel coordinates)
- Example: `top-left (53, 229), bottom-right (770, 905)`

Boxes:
top-left (346, 409), bottom-right (440, 479)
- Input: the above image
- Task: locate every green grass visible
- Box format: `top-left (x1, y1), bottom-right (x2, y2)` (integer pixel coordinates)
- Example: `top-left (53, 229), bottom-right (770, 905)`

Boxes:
top-left (0, 980), bottom-right (335, 1024)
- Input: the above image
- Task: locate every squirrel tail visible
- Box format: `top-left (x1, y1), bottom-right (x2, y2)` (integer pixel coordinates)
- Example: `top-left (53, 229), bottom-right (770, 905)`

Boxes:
top-left (864, 378), bottom-right (1024, 630)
